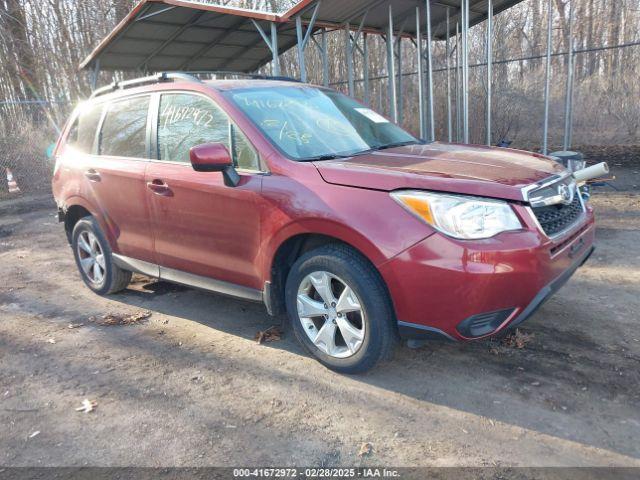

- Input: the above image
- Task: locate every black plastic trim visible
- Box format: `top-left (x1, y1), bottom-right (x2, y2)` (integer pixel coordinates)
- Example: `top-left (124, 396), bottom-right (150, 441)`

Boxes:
top-left (397, 321), bottom-right (456, 342)
top-left (456, 307), bottom-right (516, 338)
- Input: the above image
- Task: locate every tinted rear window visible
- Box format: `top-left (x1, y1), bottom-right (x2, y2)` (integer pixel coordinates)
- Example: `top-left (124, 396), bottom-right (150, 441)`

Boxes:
top-left (100, 96), bottom-right (150, 158)
top-left (67, 103), bottom-right (103, 154)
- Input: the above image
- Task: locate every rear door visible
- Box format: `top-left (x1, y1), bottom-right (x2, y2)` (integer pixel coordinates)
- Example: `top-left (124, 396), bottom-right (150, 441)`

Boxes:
top-left (88, 94), bottom-right (155, 262)
top-left (145, 91), bottom-right (264, 290)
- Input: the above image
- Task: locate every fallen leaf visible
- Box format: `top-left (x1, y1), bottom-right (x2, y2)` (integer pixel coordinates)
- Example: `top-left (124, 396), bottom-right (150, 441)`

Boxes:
top-left (28, 431), bottom-right (40, 439)
top-left (255, 326), bottom-right (283, 344)
top-left (75, 399), bottom-right (97, 413)
top-left (68, 323), bottom-right (84, 329)
top-left (97, 311), bottom-right (151, 326)
top-left (357, 442), bottom-right (373, 457)
top-left (501, 328), bottom-right (534, 349)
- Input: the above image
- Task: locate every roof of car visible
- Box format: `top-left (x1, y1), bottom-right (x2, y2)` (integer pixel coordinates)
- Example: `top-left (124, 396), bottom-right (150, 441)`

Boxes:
top-left (203, 79), bottom-right (313, 91)
top-left (88, 74), bottom-right (320, 102)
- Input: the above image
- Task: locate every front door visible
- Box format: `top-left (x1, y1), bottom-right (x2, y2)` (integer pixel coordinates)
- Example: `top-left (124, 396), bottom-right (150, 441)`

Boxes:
top-left (145, 92), bottom-right (264, 290)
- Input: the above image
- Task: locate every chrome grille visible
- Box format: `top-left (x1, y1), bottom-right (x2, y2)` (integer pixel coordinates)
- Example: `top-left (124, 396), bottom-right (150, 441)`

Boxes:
top-left (532, 194), bottom-right (583, 236)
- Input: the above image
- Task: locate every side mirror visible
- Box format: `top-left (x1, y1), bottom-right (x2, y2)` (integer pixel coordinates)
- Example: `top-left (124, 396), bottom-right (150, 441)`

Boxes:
top-left (189, 143), bottom-right (240, 187)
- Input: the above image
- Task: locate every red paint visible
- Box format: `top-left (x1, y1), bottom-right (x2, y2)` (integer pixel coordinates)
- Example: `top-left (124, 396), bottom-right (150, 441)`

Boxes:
top-left (52, 80), bottom-right (596, 340)
top-left (189, 143), bottom-right (233, 172)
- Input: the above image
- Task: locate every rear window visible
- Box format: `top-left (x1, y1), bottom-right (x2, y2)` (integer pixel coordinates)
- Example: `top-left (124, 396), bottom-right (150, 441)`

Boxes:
top-left (100, 95), bottom-right (150, 158)
top-left (66, 103), bottom-right (103, 154)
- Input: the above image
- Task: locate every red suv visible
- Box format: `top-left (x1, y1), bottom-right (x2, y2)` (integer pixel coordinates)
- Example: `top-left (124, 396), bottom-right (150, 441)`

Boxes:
top-left (52, 73), bottom-right (595, 373)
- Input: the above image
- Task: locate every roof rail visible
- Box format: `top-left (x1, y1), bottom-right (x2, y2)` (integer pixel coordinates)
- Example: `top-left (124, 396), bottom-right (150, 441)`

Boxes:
top-left (90, 72), bottom-right (201, 99)
top-left (185, 71), bottom-right (301, 83)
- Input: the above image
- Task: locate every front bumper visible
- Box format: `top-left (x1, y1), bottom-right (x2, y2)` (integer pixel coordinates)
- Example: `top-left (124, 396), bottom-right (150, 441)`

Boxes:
top-left (380, 206), bottom-right (595, 341)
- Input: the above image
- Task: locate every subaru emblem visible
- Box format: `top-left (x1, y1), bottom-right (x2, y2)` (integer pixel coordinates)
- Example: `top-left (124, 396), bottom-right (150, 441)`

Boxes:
top-left (558, 184), bottom-right (574, 204)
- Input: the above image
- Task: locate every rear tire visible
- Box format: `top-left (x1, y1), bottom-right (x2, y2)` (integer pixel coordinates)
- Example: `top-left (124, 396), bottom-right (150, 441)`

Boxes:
top-left (71, 217), bottom-right (131, 295)
top-left (285, 244), bottom-right (396, 373)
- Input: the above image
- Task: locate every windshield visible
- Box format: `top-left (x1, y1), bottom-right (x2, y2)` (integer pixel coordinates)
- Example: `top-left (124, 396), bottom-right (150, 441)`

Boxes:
top-left (227, 86), bottom-right (419, 161)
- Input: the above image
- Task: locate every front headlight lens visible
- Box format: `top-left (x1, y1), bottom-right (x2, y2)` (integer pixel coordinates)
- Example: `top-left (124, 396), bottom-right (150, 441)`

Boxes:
top-left (391, 190), bottom-right (522, 239)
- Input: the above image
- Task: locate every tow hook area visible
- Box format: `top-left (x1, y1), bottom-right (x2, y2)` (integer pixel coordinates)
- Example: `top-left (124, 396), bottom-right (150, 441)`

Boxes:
top-left (569, 237), bottom-right (585, 259)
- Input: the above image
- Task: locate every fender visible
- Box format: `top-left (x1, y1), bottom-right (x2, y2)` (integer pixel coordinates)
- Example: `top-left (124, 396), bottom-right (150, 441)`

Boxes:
top-left (260, 217), bottom-right (390, 285)
top-left (59, 194), bottom-right (120, 253)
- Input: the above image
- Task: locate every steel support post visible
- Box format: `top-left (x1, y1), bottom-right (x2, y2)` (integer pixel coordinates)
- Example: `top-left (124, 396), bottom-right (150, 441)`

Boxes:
top-left (295, 2), bottom-right (321, 83)
top-left (563, 40), bottom-right (575, 150)
top-left (563, 0), bottom-right (574, 150)
top-left (91, 59), bottom-right (101, 91)
top-left (456, 22), bottom-right (461, 142)
top-left (416, 7), bottom-right (426, 139)
top-left (486, 0), bottom-right (493, 146)
top-left (345, 24), bottom-right (354, 96)
top-left (270, 22), bottom-right (280, 76)
top-left (424, 0), bottom-right (435, 142)
top-left (252, 20), bottom-right (280, 77)
top-left (321, 28), bottom-right (329, 87)
top-left (446, 7), bottom-right (452, 142)
top-left (462, 0), bottom-right (470, 144)
top-left (363, 33), bottom-right (370, 104)
top-left (387, 5), bottom-right (398, 122)
top-left (397, 35), bottom-right (403, 124)
top-left (542, 0), bottom-right (553, 154)
top-left (296, 16), bottom-right (307, 82)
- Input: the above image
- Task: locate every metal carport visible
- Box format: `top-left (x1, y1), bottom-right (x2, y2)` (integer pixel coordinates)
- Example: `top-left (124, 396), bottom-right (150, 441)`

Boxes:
top-left (81, 0), bottom-right (543, 147)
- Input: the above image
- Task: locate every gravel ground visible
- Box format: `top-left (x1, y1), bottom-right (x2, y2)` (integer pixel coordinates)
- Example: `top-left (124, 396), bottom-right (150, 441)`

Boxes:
top-left (0, 191), bottom-right (639, 468)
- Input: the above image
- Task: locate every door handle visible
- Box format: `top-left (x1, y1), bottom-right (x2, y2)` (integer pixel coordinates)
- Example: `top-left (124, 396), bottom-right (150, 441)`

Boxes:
top-left (84, 169), bottom-right (101, 182)
top-left (147, 179), bottom-right (172, 196)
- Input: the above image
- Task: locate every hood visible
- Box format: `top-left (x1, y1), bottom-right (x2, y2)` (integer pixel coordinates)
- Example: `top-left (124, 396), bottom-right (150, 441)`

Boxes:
top-left (314, 142), bottom-right (567, 202)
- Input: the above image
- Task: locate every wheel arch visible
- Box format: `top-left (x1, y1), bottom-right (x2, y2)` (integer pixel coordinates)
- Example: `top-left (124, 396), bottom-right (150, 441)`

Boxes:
top-left (60, 196), bottom-right (111, 246)
top-left (263, 220), bottom-right (392, 317)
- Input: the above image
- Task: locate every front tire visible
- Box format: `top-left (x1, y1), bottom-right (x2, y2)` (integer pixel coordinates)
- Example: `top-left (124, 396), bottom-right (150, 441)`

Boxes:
top-left (285, 244), bottom-right (396, 373)
top-left (71, 217), bottom-right (131, 295)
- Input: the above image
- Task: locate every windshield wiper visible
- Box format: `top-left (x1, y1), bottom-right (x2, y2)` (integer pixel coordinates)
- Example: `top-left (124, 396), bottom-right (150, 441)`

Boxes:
top-left (372, 140), bottom-right (422, 151)
top-left (302, 153), bottom-right (358, 162)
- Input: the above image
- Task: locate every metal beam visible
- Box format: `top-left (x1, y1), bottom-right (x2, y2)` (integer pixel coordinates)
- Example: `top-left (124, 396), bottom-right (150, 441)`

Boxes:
top-left (136, 6), bottom-right (177, 22)
top-left (416, 7), bottom-right (425, 139)
top-left (137, 11), bottom-right (205, 70)
top-left (387, 4), bottom-right (397, 123)
top-left (462, 0), bottom-right (470, 144)
top-left (424, 0), bottom-right (435, 142)
top-left (345, 25), bottom-right (354, 95)
top-left (446, 7), bottom-right (452, 142)
top-left (486, 0), bottom-right (493, 146)
top-left (270, 22), bottom-right (280, 76)
top-left (456, 22), bottom-right (461, 142)
top-left (563, 0), bottom-right (575, 151)
top-left (179, 17), bottom-right (249, 70)
top-left (90, 58), bottom-right (100, 91)
top-left (296, 1), bottom-right (321, 83)
top-left (542, 0), bottom-right (553, 154)
top-left (322, 29), bottom-right (329, 86)
top-left (363, 33), bottom-right (370, 103)
top-left (395, 18), bottom-right (408, 124)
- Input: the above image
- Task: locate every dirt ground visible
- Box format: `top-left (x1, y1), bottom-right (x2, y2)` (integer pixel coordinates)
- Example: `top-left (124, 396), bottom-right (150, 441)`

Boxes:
top-left (0, 189), bottom-right (639, 468)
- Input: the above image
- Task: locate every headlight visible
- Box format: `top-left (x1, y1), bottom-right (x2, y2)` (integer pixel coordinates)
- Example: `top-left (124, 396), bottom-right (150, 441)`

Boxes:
top-left (391, 190), bottom-right (522, 240)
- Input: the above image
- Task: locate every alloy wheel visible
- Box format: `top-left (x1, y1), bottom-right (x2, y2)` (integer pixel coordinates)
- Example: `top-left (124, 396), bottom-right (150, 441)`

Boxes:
top-left (296, 271), bottom-right (365, 358)
top-left (76, 231), bottom-right (106, 286)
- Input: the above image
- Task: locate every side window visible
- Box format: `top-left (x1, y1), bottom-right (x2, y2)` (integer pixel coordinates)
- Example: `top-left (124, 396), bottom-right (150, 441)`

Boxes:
top-left (100, 96), bottom-right (150, 158)
top-left (231, 125), bottom-right (260, 171)
top-left (158, 93), bottom-right (260, 170)
top-left (66, 103), bottom-right (103, 154)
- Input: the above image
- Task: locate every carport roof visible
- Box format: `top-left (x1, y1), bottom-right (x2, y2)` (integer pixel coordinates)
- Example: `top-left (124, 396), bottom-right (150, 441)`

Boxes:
top-left (288, 0), bottom-right (525, 40)
top-left (80, 0), bottom-right (525, 73)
